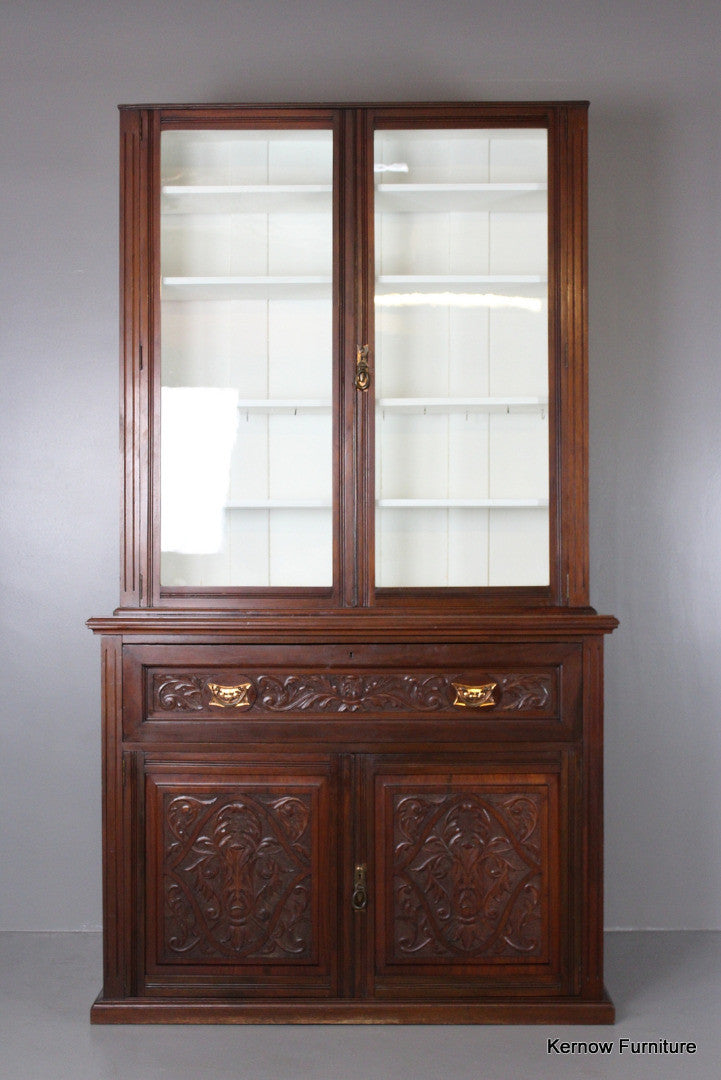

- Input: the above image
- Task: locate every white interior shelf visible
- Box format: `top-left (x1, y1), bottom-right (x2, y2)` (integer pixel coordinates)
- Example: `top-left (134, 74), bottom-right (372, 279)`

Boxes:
top-left (162, 276), bottom-right (332, 300)
top-left (376, 274), bottom-right (546, 286)
top-left (161, 184), bottom-right (332, 214)
top-left (229, 397), bottom-right (548, 415)
top-left (236, 399), bottom-right (331, 413)
top-left (377, 397), bottom-right (547, 414)
top-left (378, 498), bottom-right (549, 509)
top-left (375, 182), bottom-right (547, 214)
top-left (226, 500), bottom-right (331, 509)
top-left (161, 182), bottom-right (545, 215)
top-left (223, 498), bottom-right (548, 510)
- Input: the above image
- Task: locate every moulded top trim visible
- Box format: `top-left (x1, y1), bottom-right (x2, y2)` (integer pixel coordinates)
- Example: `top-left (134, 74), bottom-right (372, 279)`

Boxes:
top-left (118, 100), bottom-right (590, 112)
top-left (87, 608), bottom-right (618, 640)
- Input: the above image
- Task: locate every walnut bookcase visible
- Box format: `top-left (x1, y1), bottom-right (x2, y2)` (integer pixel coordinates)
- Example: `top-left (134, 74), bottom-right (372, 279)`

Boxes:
top-left (88, 101), bottom-right (616, 1023)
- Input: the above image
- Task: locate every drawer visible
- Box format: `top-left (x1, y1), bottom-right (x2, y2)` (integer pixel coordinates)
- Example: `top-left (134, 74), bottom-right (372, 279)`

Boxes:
top-left (122, 642), bottom-right (581, 744)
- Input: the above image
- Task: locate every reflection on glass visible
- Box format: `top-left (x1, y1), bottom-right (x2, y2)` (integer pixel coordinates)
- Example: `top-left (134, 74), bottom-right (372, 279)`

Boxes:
top-left (374, 128), bottom-right (550, 588)
top-left (161, 387), bottom-right (239, 554)
top-left (376, 292), bottom-right (543, 312)
top-left (159, 129), bottom-right (334, 587)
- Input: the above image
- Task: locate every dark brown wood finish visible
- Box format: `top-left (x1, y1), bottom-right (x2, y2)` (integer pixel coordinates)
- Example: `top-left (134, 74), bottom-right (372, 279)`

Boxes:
top-left (119, 109), bottom-right (147, 607)
top-left (556, 104), bottom-right (591, 607)
top-left (143, 758), bottom-right (339, 996)
top-left (371, 760), bottom-right (565, 989)
top-left (91, 102), bottom-right (616, 1023)
top-left (99, 636), bottom-right (124, 997)
top-left (339, 108), bottom-right (358, 608)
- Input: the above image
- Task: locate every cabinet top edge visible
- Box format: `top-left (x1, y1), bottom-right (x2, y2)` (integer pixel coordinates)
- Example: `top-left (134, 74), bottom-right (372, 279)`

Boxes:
top-left (118, 100), bottom-right (590, 112)
top-left (87, 609), bottom-right (617, 638)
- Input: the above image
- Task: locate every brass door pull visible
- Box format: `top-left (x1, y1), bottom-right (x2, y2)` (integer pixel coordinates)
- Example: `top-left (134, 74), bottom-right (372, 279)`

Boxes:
top-left (355, 345), bottom-right (370, 391)
top-left (351, 863), bottom-right (368, 911)
top-left (452, 681), bottom-right (497, 708)
top-left (207, 681), bottom-right (253, 708)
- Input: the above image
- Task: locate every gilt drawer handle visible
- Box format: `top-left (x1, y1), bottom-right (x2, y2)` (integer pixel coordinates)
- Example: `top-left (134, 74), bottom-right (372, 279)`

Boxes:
top-left (207, 681), bottom-right (253, 709)
top-left (355, 344), bottom-right (370, 391)
top-left (351, 864), bottom-right (368, 911)
top-left (452, 681), bottom-right (497, 708)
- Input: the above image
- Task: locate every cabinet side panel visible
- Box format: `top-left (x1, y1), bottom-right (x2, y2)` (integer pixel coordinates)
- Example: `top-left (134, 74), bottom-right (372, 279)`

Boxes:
top-left (119, 109), bottom-right (150, 606)
top-left (581, 636), bottom-right (606, 996)
top-left (99, 636), bottom-right (125, 997)
top-left (555, 104), bottom-right (589, 605)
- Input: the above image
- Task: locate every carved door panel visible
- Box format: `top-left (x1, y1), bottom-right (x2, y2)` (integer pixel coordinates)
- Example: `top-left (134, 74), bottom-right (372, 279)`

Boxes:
top-left (369, 757), bottom-right (570, 997)
top-left (142, 758), bottom-right (341, 997)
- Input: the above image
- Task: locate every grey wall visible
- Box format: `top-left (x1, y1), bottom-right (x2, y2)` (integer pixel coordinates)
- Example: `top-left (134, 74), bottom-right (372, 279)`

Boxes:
top-left (2, 0), bottom-right (720, 930)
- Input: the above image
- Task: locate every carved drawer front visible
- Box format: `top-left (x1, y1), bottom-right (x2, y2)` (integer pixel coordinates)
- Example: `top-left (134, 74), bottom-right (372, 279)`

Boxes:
top-left (372, 761), bottom-right (565, 994)
top-left (143, 760), bottom-right (339, 996)
top-left (123, 643), bottom-right (580, 741)
top-left (148, 669), bottom-right (558, 717)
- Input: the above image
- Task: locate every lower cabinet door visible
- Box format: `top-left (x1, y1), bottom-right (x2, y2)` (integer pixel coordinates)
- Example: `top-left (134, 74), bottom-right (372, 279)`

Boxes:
top-left (142, 757), bottom-right (340, 998)
top-left (369, 757), bottom-right (570, 997)
top-left (136, 753), bottom-right (571, 1004)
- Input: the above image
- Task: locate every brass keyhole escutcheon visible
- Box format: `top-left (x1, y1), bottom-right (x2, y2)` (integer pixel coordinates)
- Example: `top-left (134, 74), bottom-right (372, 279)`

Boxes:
top-left (351, 863), bottom-right (368, 911)
top-left (355, 345), bottom-right (370, 391)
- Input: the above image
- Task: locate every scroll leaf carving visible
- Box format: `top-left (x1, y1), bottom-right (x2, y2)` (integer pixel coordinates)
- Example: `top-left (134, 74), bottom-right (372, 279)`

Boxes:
top-left (255, 674), bottom-right (450, 713)
top-left (162, 792), bottom-right (313, 961)
top-left (392, 791), bottom-right (544, 959)
top-left (152, 672), bottom-right (553, 714)
top-left (498, 675), bottom-right (551, 711)
top-left (156, 675), bottom-right (205, 711)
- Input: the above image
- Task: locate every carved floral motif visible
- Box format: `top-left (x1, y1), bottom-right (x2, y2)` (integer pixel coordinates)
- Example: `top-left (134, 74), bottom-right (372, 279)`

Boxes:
top-left (497, 675), bottom-right (551, 711)
top-left (155, 675), bottom-right (205, 710)
top-left (162, 792), bottom-right (313, 961)
top-left (391, 791), bottom-right (544, 959)
top-left (152, 672), bottom-right (553, 714)
top-left (254, 674), bottom-right (450, 712)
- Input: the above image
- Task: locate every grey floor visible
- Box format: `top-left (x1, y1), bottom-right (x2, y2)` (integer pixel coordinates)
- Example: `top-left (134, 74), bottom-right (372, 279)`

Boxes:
top-left (0, 932), bottom-right (718, 1080)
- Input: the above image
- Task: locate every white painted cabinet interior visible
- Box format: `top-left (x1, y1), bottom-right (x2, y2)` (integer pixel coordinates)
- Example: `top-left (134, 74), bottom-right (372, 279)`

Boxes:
top-left (157, 124), bottom-right (549, 591)
top-left (374, 128), bottom-right (549, 587)
top-left (159, 129), bottom-right (334, 587)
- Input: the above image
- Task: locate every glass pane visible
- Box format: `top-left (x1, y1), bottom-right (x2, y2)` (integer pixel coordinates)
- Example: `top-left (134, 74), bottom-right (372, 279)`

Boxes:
top-left (159, 129), bottom-right (334, 587)
top-left (374, 128), bottom-right (549, 587)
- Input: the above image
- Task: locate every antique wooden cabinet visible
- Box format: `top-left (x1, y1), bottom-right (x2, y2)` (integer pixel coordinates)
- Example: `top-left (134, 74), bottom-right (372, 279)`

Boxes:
top-left (88, 101), bottom-right (617, 1023)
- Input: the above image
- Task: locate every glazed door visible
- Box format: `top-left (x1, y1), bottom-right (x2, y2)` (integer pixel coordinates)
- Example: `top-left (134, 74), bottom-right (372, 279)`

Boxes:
top-left (141, 757), bottom-right (342, 997)
top-left (366, 757), bottom-right (570, 997)
top-left (368, 114), bottom-right (552, 594)
top-left (156, 114), bottom-right (340, 598)
top-left (128, 104), bottom-right (586, 609)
